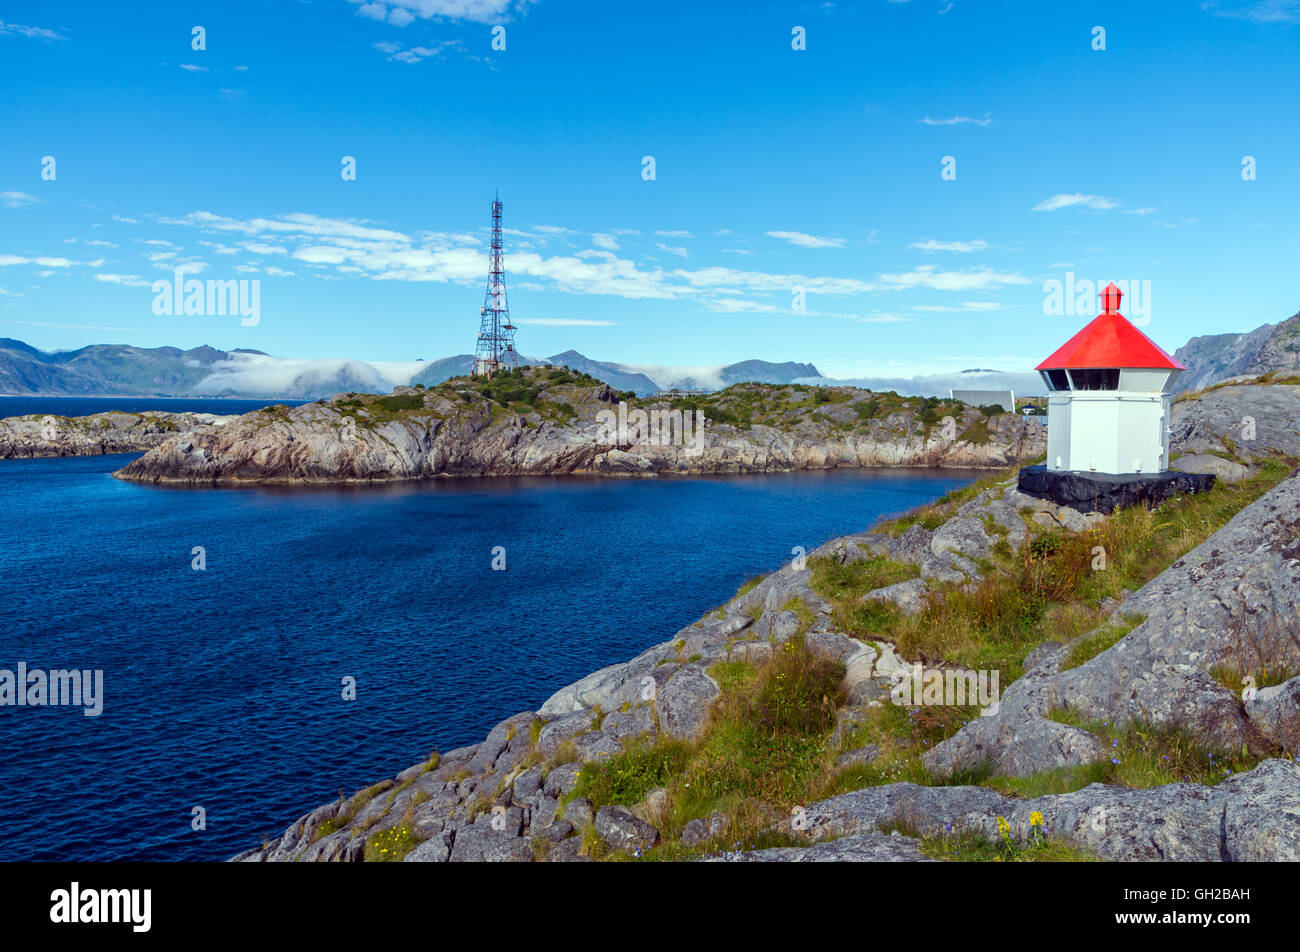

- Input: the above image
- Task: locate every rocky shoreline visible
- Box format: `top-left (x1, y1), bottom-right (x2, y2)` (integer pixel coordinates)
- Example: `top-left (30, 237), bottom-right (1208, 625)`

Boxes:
top-left (111, 372), bottom-right (1047, 485)
top-left (233, 383), bottom-right (1300, 863)
top-left (0, 410), bottom-right (236, 459)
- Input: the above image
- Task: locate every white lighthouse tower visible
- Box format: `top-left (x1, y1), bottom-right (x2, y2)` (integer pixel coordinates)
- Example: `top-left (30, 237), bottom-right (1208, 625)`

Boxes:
top-left (1037, 283), bottom-right (1185, 475)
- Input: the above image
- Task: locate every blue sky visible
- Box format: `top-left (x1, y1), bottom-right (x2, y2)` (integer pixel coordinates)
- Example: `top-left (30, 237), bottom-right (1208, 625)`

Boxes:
top-left (2, 0), bottom-right (1298, 389)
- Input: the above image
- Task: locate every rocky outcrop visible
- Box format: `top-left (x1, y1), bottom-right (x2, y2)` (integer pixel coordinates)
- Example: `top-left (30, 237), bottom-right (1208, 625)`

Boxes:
top-left (0, 410), bottom-right (234, 459)
top-left (705, 832), bottom-right (933, 862)
top-left (233, 382), bottom-right (1300, 863)
top-left (924, 466), bottom-right (1300, 779)
top-left (1169, 382), bottom-right (1300, 459)
top-left (777, 759), bottom-right (1300, 862)
top-left (113, 377), bottom-right (1045, 485)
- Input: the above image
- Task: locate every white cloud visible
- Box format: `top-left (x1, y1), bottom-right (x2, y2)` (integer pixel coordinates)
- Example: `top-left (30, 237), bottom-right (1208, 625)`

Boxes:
top-left (619, 363), bottom-right (730, 391)
top-left (671, 265), bottom-right (875, 296)
top-left (373, 39), bottom-right (463, 63)
top-left (909, 301), bottom-right (1005, 312)
top-left (910, 238), bottom-right (988, 253)
top-left (150, 257), bottom-right (207, 275)
top-left (199, 241), bottom-right (241, 255)
top-left (0, 254), bottom-right (101, 268)
top-left (1201, 1), bottom-right (1300, 23)
top-left (591, 233), bottom-right (619, 250)
top-left (180, 64), bottom-right (209, 72)
top-left (347, 0), bottom-right (527, 26)
top-left (766, 230), bottom-right (845, 249)
top-left (196, 351), bottom-right (429, 397)
top-left (876, 265), bottom-right (1029, 292)
top-left (158, 208), bottom-right (1027, 308)
top-left (656, 243), bottom-right (689, 258)
top-left (1032, 193), bottom-right (1121, 212)
top-left (165, 210), bottom-right (409, 243)
top-left (654, 230), bottom-right (693, 238)
top-left (919, 114), bottom-right (992, 126)
top-left (0, 19), bottom-right (63, 40)
top-left (701, 299), bottom-right (780, 313)
top-left (94, 273), bottom-right (152, 287)
top-left (810, 369), bottom-right (1046, 398)
top-left (0, 191), bottom-right (41, 207)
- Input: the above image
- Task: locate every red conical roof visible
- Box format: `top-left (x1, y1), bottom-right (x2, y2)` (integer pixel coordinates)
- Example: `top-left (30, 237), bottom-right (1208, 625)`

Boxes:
top-left (1036, 283), bottom-right (1185, 371)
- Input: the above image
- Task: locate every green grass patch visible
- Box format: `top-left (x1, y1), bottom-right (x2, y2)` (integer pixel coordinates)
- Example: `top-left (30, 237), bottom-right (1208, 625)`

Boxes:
top-left (573, 737), bottom-right (693, 809)
top-left (918, 828), bottom-right (1100, 862)
top-left (363, 824), bottom-right (421, 862)
top-left (1044, 711), bottom-right (1266, 787)
top-left (957, 419), bottom-right (992, 445)
top-left (1059, 616), bottom-right (1146, 672)
top-left (809, 554), bottom-right (918, 603)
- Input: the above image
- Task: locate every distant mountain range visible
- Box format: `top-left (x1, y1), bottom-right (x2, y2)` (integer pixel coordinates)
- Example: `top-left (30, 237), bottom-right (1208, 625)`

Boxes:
top-left (5, 308), bottom-right (1296, 400)
top-left (1172, 309), bottom-right (1300, 392)
top-left (0, 338), bottom-right (824, 399)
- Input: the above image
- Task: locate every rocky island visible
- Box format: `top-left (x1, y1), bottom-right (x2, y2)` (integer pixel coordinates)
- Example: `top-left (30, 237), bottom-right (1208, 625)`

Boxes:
top-left (234, 379), bottom-right (1300, 863)
top-left (0, 410), bottom-right (235, 459)
top-left (111, 366), bottom-right (1045, 485)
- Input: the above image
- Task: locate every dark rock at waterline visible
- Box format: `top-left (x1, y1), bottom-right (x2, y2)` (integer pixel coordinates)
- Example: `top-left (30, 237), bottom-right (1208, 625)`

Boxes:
top-left (1017, 464), bottom-right (1215, 513)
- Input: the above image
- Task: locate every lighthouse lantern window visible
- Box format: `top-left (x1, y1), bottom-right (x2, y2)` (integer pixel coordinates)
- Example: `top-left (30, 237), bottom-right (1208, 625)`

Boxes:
top-left (1044, 369), bottom-right (1070, 391)
top-left (1066, 368), bottom-right (1120, 391)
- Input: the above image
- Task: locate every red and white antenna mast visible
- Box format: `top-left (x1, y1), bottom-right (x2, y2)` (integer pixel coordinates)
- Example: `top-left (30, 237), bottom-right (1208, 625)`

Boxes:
top-left (472, 192), bottom-right (518, 377)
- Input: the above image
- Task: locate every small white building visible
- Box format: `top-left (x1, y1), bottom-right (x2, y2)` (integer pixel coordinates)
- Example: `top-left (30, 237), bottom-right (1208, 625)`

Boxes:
top-left (1037, 283), bottom-right (1185, 475)
top-left (950, 388), bottom-right (1016, 413)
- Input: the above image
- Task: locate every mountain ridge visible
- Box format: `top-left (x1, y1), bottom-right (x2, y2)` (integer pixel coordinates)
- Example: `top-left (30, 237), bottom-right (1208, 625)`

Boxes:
top-left (1172, 310), bottom-right (1300, 391)
top-left (0, 337), bottom-right (822, 399)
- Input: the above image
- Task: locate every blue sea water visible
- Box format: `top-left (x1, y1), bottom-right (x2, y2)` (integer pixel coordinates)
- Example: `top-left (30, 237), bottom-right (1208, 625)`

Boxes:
top-left (0, 396), bottom-right (307, 419)
top-left (0, 442), bottom-right (972, 861)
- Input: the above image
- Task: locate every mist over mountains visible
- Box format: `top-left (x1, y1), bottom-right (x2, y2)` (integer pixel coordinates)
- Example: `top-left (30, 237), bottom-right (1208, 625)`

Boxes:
top-left (3, 307), bottom-right (1296, 400)
top-left (0, 338), bottom-right (825, 399)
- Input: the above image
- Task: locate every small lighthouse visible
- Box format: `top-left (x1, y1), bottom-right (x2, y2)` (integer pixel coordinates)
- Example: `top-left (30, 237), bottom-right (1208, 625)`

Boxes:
top-left (1036, 282), bottom-right (1185, 476)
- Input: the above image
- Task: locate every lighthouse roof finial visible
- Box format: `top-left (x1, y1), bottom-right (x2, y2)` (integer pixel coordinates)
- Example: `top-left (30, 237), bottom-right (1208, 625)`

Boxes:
top-left (1101, 281), bottom-right (1123, 314)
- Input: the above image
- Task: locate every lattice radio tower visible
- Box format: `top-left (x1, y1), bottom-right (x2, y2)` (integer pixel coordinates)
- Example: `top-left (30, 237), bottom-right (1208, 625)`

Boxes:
top-left (472, 192), bottom-right (518, 377)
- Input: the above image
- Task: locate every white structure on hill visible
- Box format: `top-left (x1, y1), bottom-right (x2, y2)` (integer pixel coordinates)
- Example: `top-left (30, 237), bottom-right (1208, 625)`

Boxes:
top-left (950, 388), bottom-right (1015, 413)
top-left (1037, 283), bottom-right (1185, 475)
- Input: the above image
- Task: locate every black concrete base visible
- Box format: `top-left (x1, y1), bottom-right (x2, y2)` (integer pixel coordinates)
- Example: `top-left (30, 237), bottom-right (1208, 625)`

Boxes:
top-left (1017, 465), bottom-right (1216, 514)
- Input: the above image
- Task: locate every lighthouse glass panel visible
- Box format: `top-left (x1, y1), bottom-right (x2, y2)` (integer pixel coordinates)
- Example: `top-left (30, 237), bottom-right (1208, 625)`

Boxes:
top-left (1044, 369), bottom-right (1070, 391)
top-left (1067, 368), bottom-right (1120, 391)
